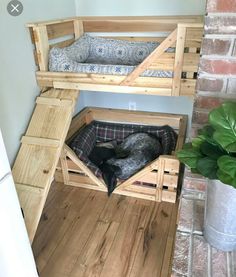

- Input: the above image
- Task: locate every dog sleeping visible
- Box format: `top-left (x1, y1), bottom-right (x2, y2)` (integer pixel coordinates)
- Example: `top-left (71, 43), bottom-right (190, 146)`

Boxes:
top-left (89, 132), bottom-right (163, 195)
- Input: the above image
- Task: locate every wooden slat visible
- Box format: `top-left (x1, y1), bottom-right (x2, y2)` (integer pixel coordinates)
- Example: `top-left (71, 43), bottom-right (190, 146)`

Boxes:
top-left (73, 20), bottom-right (84, 39)
top-left (33, 26), bottom-right (49, 71)
top-left (36, 71), bottom-right (197, 97)
top-left (27, 15), bottom-right (203, 27)
top-left (172, 26), bottom-right (187, 96)
top-left (21, 136), bottom-right (60, 147)
top-left (64, 144), bottom-right (106, 189)
top-left (175, 115), bottom-right (188, 152)
top-left (53, 81), bottom-right (172, 96)
top-left (161, 155), bottom-right (180, 174)
top-left (15, 183), bottom-right (44, 194)
top-left (49, 38), bottom-right (75, 49)
top-left (121, 28), bottom-right (177, 86)
top-left (149, 52), bottom-right (200, 72)
top-left (90, 107), bottom-right (182, 129)
top-left (36, 97), bottom-right (73, 107)
top-left (46, 21), bottom-right (74, 40)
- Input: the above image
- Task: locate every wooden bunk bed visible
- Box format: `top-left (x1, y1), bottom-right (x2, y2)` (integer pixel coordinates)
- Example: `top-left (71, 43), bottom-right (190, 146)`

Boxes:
top-left (12, 16), bottom-right (203, 242)
top-left (28, 16), bottom-right (203, 96)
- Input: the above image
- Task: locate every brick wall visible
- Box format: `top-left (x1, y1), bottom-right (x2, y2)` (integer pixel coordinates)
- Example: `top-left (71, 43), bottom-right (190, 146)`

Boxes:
top-left (172, 2), bottom-right (236, 275)
top-left (192, 0), bottom-right (236, 137)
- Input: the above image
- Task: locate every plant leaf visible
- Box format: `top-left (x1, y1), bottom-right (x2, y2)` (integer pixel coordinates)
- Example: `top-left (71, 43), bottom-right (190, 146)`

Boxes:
top-left (217, 155), bottom-right (236, 179)
top-left (177, 149), bottom-right (202, 169)
top-left (200, 141), bottom-right (227, 159)
top-left (209, 102), bottom-right (236, 152)
top-left (192, 136), bottom-right (205, 149)
top-left (217, 169), bottom-right (236, 188)
top-left (196, 157), bottom-right (218, 179)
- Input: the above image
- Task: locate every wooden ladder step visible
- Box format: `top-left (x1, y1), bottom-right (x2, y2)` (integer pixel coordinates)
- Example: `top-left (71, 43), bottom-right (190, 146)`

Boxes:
top-left (36, 96), bottom-right (73, 106)
top-left (21, 136), bottom-right (60, 147)
top-left (12, 88), bottom-right (78, 242)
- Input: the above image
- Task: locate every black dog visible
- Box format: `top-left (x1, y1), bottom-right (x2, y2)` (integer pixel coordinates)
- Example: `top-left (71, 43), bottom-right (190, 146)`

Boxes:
top-left (89, 133), bottom-right (162, 195)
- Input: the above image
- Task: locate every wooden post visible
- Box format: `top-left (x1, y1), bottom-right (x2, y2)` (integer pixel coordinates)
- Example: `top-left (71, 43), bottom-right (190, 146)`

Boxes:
top-left (73, 20), bottom-right (84, 39)
top-left (33, 25), bottom-right (49, 71)
top-left (60, 146), bottom-right (70, 186)
top-left (172, 25), bottom-right (187, 96)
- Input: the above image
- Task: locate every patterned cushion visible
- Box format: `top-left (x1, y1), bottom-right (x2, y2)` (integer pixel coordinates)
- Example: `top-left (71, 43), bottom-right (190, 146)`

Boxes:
top-left (49, 34), bottom-right (89, 66)
top-left (69, 120), bottom-right (177, 177)
top-left (85, 35), bottom-right (159, 66)
top-left (49, 34), bottom-right (174, 77)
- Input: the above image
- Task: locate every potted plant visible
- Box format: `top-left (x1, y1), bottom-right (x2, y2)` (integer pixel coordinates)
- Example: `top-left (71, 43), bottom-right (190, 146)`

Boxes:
top-left (177, 102), bottom-right (236, 251)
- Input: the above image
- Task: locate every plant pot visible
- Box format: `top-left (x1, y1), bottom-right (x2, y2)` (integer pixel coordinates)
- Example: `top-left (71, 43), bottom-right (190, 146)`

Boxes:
top-left (204, 179), bottom-right (236, 251)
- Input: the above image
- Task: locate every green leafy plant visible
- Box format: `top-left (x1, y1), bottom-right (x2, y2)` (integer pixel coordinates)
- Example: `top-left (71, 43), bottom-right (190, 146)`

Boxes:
top-left (177, 102), bottom-right (236, 188)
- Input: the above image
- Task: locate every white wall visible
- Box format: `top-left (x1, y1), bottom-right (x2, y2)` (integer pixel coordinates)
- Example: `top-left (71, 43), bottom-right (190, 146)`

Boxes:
top-left (75, 0), bottom-right (206, 135)
top-left (0, 130), bottom-right (38, 277)
top-left (0, 0), bottom-right (76, 165)
top-left (76, 0), bottom-right (206, 16)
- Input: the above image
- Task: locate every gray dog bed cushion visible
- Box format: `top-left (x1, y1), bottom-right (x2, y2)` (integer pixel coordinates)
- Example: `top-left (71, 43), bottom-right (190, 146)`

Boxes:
top-left (49, 34), bottom-right (174, 77)
top-left (69, 120), bottom-right (177, 177)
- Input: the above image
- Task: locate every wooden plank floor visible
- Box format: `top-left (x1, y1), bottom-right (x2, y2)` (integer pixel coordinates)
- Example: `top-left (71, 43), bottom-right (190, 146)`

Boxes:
top-left (32, 182), bottom-right (178, 277)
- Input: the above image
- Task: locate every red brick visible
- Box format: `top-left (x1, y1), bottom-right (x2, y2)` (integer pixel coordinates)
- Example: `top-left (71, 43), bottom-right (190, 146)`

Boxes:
top-left (197, 77), bottom-right (224, 92)
top-left (227, 78), bottom-right (236, 94)
top-left (201, 38), bottom-right (231, 56)
top-left (172, 232), bottom-right (190, 275)
top-left (200, 59), bottom-right (236, 75)
top-left (207, 0), bottom-right (236, 13)
top-left (194, 96), bottom-right (224, 109)
top-left (177, 198), bottom-right (194, 233)
top-left (192, 236), bottom-right (208, 276)
top-left (183, 177), bottom-right (207, 192)
top-left (192, 110), bottom-right (209, 124)
top-left (212, 248), bottom-right (227, 277)
top-left (194, 200), bottom-right (205, 234)
top-left (205, 16), bottom-right (236, 35)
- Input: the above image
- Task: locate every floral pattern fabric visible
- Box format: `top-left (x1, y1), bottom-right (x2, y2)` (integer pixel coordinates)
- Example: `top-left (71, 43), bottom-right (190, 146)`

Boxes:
top-left (49, 34), bottom-right (174, 78)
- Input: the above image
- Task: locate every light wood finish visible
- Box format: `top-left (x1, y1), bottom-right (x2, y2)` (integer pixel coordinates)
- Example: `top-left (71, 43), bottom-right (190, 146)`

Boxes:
top-left (36, 71), bottom-right (197, 97)
top-left (28, 16), bottom-right (203, 97)
top-left (121, 28), bottom-right (177, 86)
top-left (32, 182), bottom-right (179, 277)
top-left (21, 136), bottom-right (60, 148)
top-left (33, 26), bottom-right (49, 71)
top-left (55, 107), bottom-right (187, 203)
top-left (172, 26), bottom-right (187, 96)
top-left (73, 19), bottom-right (84, 39)
top-left (12, 88), bottom-right (79, 242)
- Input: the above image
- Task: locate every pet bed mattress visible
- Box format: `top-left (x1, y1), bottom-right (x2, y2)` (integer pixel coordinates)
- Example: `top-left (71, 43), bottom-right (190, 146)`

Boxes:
top-left (69, 120), bottom-right (177, 177)
top-left (49, 34), bottom-right (174, 77)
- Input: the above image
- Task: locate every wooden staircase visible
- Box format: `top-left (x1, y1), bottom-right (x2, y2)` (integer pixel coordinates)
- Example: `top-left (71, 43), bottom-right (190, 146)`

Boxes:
top-left (12, 88), bottom-right (78, 242)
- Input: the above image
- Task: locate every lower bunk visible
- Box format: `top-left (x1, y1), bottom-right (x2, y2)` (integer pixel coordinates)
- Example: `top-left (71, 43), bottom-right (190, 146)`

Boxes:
top-left (55, 107), bottom-right (187, 203)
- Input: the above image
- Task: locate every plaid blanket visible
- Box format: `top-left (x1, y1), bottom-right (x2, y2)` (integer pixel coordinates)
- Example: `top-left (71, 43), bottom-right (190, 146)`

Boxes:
top-left (69, 121), bottom-right (177, 177)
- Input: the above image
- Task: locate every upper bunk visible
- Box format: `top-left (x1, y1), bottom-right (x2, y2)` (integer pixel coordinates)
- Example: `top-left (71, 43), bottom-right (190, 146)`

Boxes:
top-left (27, 16), bottom-right (204, 97)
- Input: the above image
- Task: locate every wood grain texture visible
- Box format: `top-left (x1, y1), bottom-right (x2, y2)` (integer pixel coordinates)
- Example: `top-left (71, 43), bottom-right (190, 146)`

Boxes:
top-left (12, 89), bottom-right (79, 242)
top-left (33, 182), bottom-right (178, 277)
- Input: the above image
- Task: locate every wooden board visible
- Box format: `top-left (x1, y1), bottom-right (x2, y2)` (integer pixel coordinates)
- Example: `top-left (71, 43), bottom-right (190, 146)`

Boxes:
top-left (12, 88), bottom-right (78, 242)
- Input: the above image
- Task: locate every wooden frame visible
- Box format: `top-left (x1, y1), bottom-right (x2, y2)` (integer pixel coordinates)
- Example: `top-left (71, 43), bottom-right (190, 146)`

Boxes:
top-left (55, 107), bottom-right (188, 203)
top-left (27, 16), bottom-right (203, 97)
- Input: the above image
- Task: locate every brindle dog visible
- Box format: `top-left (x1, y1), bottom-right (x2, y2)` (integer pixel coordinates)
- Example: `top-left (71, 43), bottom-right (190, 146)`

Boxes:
top-left (89, 133), bottom-right (162, 195)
